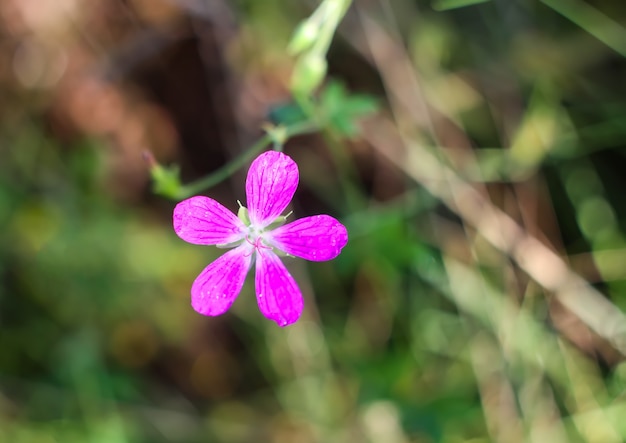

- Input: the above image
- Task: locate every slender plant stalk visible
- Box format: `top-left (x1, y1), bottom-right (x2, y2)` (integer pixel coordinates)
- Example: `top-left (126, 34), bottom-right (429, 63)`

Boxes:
top-left (173, 120), bottom-right (319, 200)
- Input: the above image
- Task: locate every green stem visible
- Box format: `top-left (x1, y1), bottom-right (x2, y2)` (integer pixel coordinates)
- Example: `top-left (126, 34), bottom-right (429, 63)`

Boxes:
top-left (169, 0), bottom-right (352, 201)
top-left (313, 0), bottom-right (352, 57)
top-left (172, 120), bottom-right (319, 200)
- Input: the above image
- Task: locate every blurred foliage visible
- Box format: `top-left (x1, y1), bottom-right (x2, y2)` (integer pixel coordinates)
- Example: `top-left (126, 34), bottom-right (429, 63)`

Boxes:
top-left (2, 0), bottom-right (626, 442)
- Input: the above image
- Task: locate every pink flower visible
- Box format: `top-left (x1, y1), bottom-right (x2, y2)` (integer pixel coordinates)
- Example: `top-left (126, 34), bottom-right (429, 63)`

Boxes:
top-left (173, 151), bottom-right (348, 327)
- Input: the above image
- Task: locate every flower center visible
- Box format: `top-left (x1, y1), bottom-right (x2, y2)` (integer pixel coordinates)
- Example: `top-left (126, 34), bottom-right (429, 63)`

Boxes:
top-left (244, 227), bottom-right (271, 257)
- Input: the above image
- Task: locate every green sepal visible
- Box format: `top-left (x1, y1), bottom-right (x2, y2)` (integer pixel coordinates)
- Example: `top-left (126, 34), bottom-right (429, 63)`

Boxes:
top-left (263, 124), bottom-right (288, 146)
top-left (150, 163), bottom-right (182, 199)
top-left (266, 211), bottom-right (292, 230)
top-left (238, 205), bottom-right (251, 226)
top-left (216, 239), bottom-right (245, 249)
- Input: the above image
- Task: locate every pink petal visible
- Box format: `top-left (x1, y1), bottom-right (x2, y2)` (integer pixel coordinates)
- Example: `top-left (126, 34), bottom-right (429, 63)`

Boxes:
top-left (174, 196), bottom-right (245, 245)
top-left (255, 250), bottom-right (303, 327)
top-left (246, 151), bottom-right (298, 228)
top-left (268, 215), bottom-right (348, 261)
top-left (191, 245), bottom-right (252, 316)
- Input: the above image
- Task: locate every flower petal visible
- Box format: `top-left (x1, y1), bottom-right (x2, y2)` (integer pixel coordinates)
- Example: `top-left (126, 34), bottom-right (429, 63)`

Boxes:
top-left (191, 245), bottom-right (252, 316)
top-left (174, 196), bottom-right (245, 245)
top-left (268, 215), bottom-right (348, 261)
top-left (255, 250), bottom-right (303, 327)
top-left (246, 151), bottom-right (298, 228)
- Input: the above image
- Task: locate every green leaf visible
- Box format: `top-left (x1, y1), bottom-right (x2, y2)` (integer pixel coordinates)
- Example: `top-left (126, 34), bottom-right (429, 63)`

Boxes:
top-left (319, 80), bottom-right (379, 137)
top-left (268, 102), bottom-right (308, 126)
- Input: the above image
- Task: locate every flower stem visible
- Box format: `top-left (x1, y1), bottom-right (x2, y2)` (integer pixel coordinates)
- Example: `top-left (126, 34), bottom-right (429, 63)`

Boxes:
top-left (171, 120), bottom-right (319, 200)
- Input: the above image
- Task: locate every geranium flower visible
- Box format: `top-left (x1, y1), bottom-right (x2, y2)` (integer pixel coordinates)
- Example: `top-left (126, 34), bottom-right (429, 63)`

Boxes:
top-left (173, 150), bottom-right (348, 326)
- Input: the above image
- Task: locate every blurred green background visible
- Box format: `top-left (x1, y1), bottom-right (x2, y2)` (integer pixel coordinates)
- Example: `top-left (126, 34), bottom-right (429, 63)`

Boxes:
top-left (2, 0), bottom-right (626, 442)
